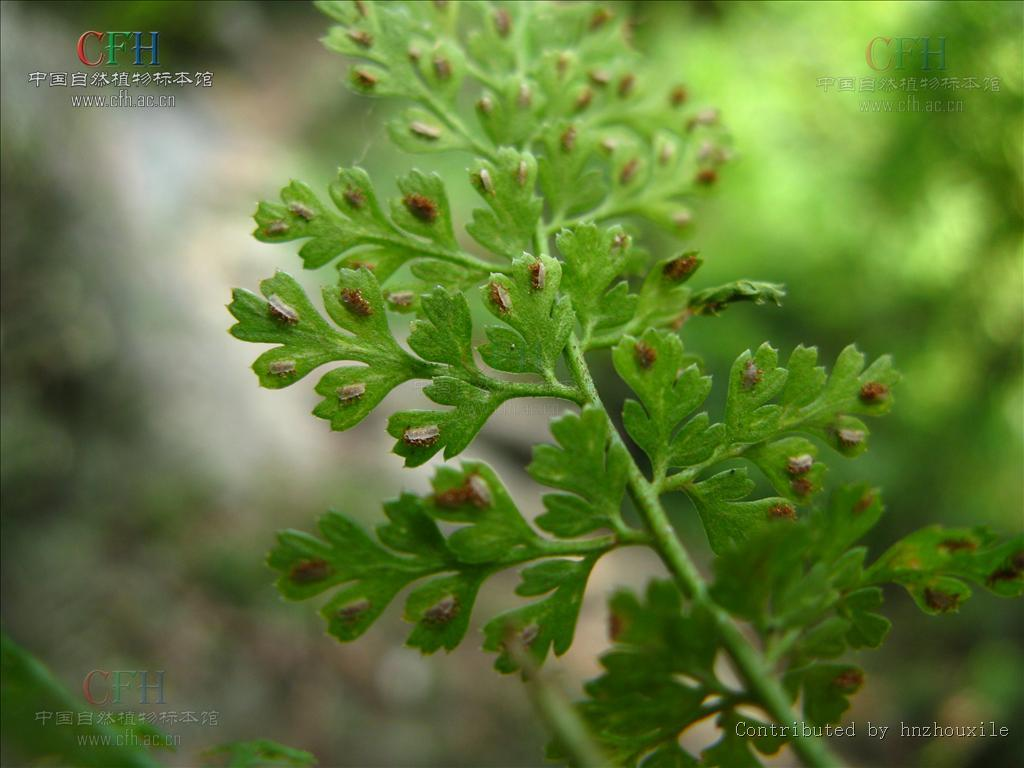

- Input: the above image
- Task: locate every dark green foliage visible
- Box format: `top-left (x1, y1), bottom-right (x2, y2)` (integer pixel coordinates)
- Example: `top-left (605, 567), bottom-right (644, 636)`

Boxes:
top-left (570, 484), bottom-right (1019, 762)
top-left (201, 740), bottom-right (317, 768)
top-left (268, 461), bottom-right (618, 666)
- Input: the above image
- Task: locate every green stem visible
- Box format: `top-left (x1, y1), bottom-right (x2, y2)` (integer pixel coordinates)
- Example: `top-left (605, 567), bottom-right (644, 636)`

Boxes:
top-left (464, 532), bottom-right (640, 574)
top-left (547, 169), bottom-right (691, 238)
top-left (662, 443), bottom-right (746, 492)
top-left (503, 379), bottom-right (584, 404)
top-left (535, 531), bottom-right (649, 558)
top-left (523, 674), bottom-right (608, 768)
top-left (765, 627), bottom-right (803, 666)
top-left (584, 329), bottom-right (630, 352)
top-left (508, 636), bottom-right (609, 768)
top-left (534, 535), bottom-right (616, 558)
top-left (375, 232), bottom-right (507, 276)
top-left (416, 87), bottom-right (497, 161)
top-left (463, 59), bottom-right (503, 92)
top-left (563, 335), bottom-right (840, 768)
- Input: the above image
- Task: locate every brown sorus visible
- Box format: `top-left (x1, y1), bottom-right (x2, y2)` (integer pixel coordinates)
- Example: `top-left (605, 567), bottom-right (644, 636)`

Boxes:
top-left (476, 168), bottom-right (495, 195)
top-left (336, 383), bottom-right (366, 405)
top-left (348, 29), bottom-right (373, 48)
top-left (987, 567), bottom-right (1022, 586)
top-left (687, 108), bottom-right (720, 130)
top-left (516, 160), bottom-right (528, 186)
top-left (939, 538), bottom-right (977, 552)
top-left (786, 454), bottom-right (814, 476)
top-left (343, 186), bottom-right (365, 209)
top-left (837, 428), bottom-right (865, 448)
top-left (853, 492), bottom-right (875, 514)
top-left (403, 425), bottom-right (440, 447)
top-left (517, 82), bottom-right (532, 107)
top-left (590, 8), bottom-right (613, 29)
top-left (618, 73), bottom-right (636, 97)
top-left (619, 158), bottom-right (639, 185)
top-left (489, 282), bottom-right (512, 314)
top-left (561, 125), bottom-right (577, 152)
top-left (465, 474), bottom-right (493, 508)
top-left (769, 504), bottom-right (797, 520)
top-left (924, 588), bottom-right (959, 613)
top-left (575, 87), bottom-right (593, 111)
top-left (409, 121), bottom-right (442, 140)
top-left (609, 612), bottom-right (624, 642)
top-left (833, 669), bottom-right (864, 691)
top-left (494, 8), bottom-right (511, 37)
top-left (423, 595), bottom-right (459, 625)
top-left (268, 359), bottom-right (297, 376)
top-left (696, 168), bottom-right (718, 185)
top-left (741, 360), bottom-right (762, 390)
top-left (434, 473), bottom-right (493, 510)
top-left (662, 253), bottom-right (699, 281)
top-left (528, 260), bottom-right (546, 292)
top-left (433, 56), bottom-right (452, 81)
top-left (352, 68), bottom-right (377, 88)
top-left (267, 294), bottom-right (299, 324)
top-left (519, 623), bottom-right (539, 645)
top-left (791, 477), bottom-right (814, 497)
top-left (288, 202), bottom-right (315, 221)
top-left (290, 558), bottom-right (331, 584)
top-left (340, 287), bottom-right (373, 316)
top-left (859, 381), bottom-right (889, 404)
top-left (336, 598), bottom-right (370, 624)
top-left (386, 291), bottom-right (415, 308)
top-left (634, 341), bottom-right (657, 370)
top-left (404, 193), bottom-right (438, 223)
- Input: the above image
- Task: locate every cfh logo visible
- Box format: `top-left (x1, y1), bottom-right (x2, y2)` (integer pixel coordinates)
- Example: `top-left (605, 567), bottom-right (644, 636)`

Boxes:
top-left (866, 37), bottom-right (946, 71)
top-left (76, 31), bottom-right (160, 66)
top-left (83, 670), bottom-right (166, 705)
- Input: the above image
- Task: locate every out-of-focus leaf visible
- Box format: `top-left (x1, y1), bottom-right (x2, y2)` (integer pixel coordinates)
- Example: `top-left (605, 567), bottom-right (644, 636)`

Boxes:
top-left (866, 526), bottom-right (1024, 613)
top-left (1, 633), bottom-right (167, 768)
top-left (201, 740), bottom-right (316, 768)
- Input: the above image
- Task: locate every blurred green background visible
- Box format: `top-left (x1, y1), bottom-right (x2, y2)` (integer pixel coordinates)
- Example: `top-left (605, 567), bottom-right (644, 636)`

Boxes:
top-left (1, 1), bottom-right (1021, 767)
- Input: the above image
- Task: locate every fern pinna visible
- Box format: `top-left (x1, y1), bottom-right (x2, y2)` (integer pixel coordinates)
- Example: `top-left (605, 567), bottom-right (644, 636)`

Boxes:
top-left (228, 3), bottom-right (1024, 766)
